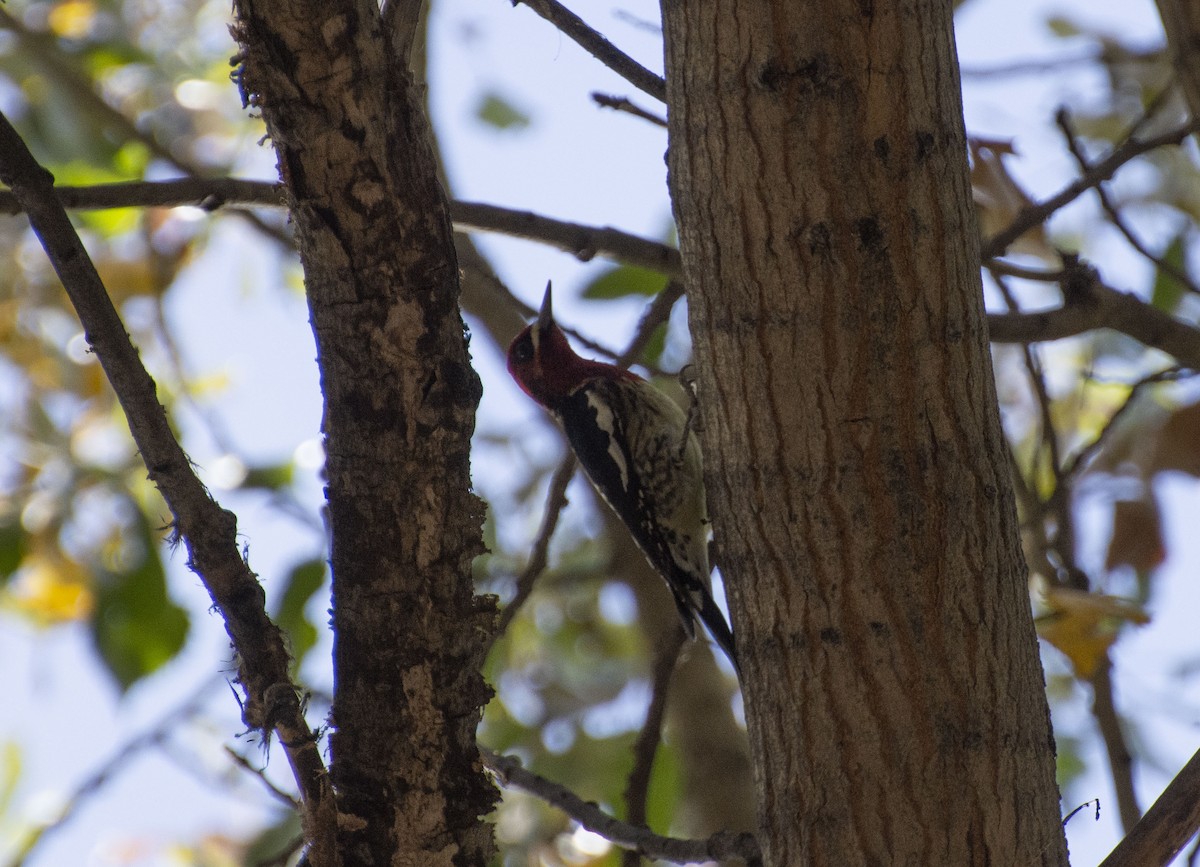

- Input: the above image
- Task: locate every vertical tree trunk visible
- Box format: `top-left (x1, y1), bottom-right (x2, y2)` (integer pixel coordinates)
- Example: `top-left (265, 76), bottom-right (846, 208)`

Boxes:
top-left (231, 1), bottom-right (496, 863)
top-left (660, 0), bottom-right (1068, 864)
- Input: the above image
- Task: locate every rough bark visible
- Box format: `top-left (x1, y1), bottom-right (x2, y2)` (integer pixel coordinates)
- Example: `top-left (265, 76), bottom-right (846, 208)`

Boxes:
top-left (660, 0), bottom-right (1068, 864)
top-left (230, 1), bottom-right (496, 864)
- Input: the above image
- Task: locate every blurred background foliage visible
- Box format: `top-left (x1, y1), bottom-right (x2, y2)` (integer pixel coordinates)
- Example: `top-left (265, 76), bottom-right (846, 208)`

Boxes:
top-left (0, 0), bottom-right (1198, 864)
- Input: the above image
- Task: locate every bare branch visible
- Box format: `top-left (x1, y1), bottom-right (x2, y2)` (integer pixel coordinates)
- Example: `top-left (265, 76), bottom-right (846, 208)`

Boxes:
top-left (0, 177), bottom-right (283, 215)
top-left (1055, 108), bottom-right (1200, 296)
top-left (0, 110), bottom-right (328, 815)
top-left (1062, 366), bottom-right (1192, 482)
top-left (623, 628), bottom-right (684, 867)
top-left (986, 276), bottom-right (1200, 369)
top-left (981, 118), bottom-right (1200, 260)
top-left (9, 677), bottom-right (220, 866)
top-left (0, 182), bottom-right (683, 279)
top-left (1091, 658), bottom-right (1141, 833)
top-left (493, 453), bottom-right (577, 639)
top-left (510, 0), bottom-right (666, 102)
top-left (1100, 745), bottom-right (1200, 867)
top-left (452, 200), bottom-right (681, 274)
top-left (481, 749), bottom-right (762, 865)
top-left (592, 92), bottom-right (668, 127)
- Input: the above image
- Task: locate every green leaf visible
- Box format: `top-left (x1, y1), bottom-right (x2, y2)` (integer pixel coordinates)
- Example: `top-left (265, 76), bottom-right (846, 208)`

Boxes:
top-left (0, 521), bottom-right (27, 582)
top-left (92, 509), bottom-right (189, 691)
top-left (273, 558), bottom-right (325, 670)
top-left (1045, 16), bottom-right (1082, 38)
top-left (581, 265), bottom-right (668, 300)
top-left (640, 321), bottom-right (668, 368)
top-left (1150, 232), bottom-right (1188, 314)
top-left (475, 92), bottom-right (531, 131)
top-left (241, 462), bottom-right (295, 492)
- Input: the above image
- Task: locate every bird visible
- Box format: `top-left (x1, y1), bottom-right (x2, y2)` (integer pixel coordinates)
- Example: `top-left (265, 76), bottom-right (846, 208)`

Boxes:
top-left (506, 282), bottom-right (738, 669)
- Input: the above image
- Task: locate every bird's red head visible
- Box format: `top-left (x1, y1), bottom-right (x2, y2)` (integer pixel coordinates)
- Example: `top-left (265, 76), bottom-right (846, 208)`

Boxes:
top-left (507, 283), bottom-right (635, 410)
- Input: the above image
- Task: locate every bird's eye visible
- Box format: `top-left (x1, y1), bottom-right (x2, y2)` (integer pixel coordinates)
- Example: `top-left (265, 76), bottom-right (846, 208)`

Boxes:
top-left (513, 336), bottom-right (534, 363)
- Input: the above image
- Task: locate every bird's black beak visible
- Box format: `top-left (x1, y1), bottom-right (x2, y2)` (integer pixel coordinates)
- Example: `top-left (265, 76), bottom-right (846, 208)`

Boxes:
top-left (537, 281), bottom-right (554, 332)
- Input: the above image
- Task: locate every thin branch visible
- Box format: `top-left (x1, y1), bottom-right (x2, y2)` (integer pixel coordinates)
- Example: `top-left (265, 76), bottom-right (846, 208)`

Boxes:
top-left (225, 746), bottom-right (303, 808)
top-left (0, 111), bottom-right (328, 814)
top-left (618, 280), bottom-right (686, 367)
top-left (1099, 745), bottom-right (1200, 867)
top-left (511, 0), bottom-right (666, 102)
top-left (0, 177), bottom-right (284, 214)
top-left (8, 676), bottom-right (220, 866)
top-left (481, 749), bottom-right (762, 865)
top-left (493, 453), bottom-right (577, 640)
top-left (1055, 108), bottom-right (1200, 296)
top-left (622, 629), bottom-right (684, 867)
top-left (0, 182), bottom-right (683, 279)
top-left (960, 46), bottom-right (1163, 78)
top-left (1062, 366), bottom-right (1191, 482)
top-left (451, 200), bottom-right (681, 274)
top-left (986, 276), bottom-right (1200, 369)
top-left (981, 118), bottom-right (1200, 260)
top-left (0, 8), bottom-right (290, 247)
top-left (1091, 657), bottom-right (1141, 833)
top-left (592, 92), bottom-right (668, 127)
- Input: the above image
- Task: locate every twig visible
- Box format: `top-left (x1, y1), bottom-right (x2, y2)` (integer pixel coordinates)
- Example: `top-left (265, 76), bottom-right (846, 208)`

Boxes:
top-left (622, 630), bottom-right (684, 867)
top-left (481, 749), bottom-right (762, 865)
top-left (960, 46), bottom-right (1162, 78)
top-left (1062, 366), bottom-right (1191, 481)
top-left (1091, 657), bottom-right (1141, 833)
top-left (1055, 108), bottom-right (1200, 296)
top-left (225, 746), bottom-right (302, 808)
top-left (494, 453), bottom-right (577, 639)
top-left (510, 0), bottom-right (666, 102)
top-left (0, 8), bottom-right (290, 247)
top-left (592, 92), bottom-right (667, 127)
top-left (618, 280), bottom-right (686, 367)
top-left (0, 110), bottom-right (328, 814)
top-left (981, 118), bottom-right (1200, 259)
top-left (451, 200), bottom-right (681, 274)
top-left (9, 676), bottom-right (221, 866)
top-left (1099, 744), bottom-right (1200, 867)
top-left (0, 177), bottom-right (284, 215)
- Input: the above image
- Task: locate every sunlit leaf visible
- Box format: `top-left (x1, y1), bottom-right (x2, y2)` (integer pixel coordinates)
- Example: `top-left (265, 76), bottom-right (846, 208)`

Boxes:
top-left (1036, 586), bottom-right (1149, 678)
top-left (5, 551), bottom-right (94, 624)
top-left (91, 509), bottom-right (188, 691)
top-left (273, 558), bottom-right (325, 669)
top-left (47, 0), bottom-right (98, 39)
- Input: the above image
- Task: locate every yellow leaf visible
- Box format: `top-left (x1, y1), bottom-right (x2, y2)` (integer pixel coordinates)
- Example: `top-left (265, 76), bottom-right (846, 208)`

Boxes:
top-left (47, 0), bottom-right (97, 39)
top-left (1036, 586), bottom-right (1149, 678)
top-left (3, 552), bottom-right (94, 625)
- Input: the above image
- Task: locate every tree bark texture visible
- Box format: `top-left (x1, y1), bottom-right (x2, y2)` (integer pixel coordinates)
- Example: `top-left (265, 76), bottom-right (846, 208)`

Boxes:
top-left (661, 1), bottom-right (1068, 864)
top-left (231, 1), bottom-right (496, 864)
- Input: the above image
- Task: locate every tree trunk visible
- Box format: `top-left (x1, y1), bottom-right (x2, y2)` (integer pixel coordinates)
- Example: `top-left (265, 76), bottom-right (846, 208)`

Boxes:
top-left (660, 0), bottom-right (1068, 864)
top-left (231, 1), bottom-right (496, 863)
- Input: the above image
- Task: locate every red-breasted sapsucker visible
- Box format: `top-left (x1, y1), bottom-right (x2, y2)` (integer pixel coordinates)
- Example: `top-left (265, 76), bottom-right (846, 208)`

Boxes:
top-left (507, 284), bottom-right (738, 669)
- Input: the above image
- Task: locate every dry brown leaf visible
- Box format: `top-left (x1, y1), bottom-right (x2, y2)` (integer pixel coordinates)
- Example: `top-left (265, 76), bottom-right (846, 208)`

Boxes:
top-left (1105, 497), bottom-right (1166, 572)
top-left (1150, 401), bottom-right (1200, 478)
